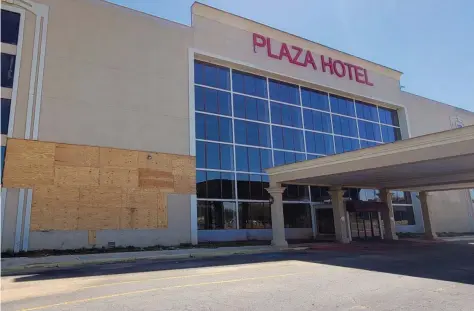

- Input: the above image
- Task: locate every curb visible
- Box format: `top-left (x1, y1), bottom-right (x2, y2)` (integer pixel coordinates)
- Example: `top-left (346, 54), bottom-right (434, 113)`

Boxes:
top-left (2, 247), bottom-right (306, 275)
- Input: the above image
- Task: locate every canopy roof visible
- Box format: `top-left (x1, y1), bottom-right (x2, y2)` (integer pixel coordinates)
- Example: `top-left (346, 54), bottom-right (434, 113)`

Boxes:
top-left (266, 126), bottom-right (474, 192)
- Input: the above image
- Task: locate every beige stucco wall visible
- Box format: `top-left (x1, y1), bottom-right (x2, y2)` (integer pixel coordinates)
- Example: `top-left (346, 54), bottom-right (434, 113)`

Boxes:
top-left (37, 0), bottom-right (193, 155)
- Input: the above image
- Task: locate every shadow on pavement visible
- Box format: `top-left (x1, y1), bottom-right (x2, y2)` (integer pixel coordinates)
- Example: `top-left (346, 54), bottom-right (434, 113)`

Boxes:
top-left (7, 240), bottom-right (474, 285)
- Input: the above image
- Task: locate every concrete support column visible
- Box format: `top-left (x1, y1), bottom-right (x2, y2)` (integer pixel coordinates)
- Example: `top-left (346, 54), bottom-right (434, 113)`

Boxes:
top-left (266, 184), bottom-right (288, 248)
top-left (328, 187), bottom-right (350, 243)
top-left (379, 189), bottom-right (398, 240)
top-left (419, 191), bottom-right (437, 239)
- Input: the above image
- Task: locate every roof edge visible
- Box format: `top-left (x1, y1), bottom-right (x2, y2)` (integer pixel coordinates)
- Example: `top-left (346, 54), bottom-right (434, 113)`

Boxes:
top-left (191, 2), bottom-right (403, 80)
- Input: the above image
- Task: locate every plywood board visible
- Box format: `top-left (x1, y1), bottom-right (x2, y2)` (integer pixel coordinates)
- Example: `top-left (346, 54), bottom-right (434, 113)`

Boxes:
top-left (99, 167), bottom-right (138, 188)
top-left (54, 166), bottom-right (100, 186)
top-left (3, 139), bottom-right (55, 188)
top-left (31, 186), bottom-right (80, 231)
top-left (137, 151), bottom-right (177, 172)
top-left (171, 156), bottom-right (195, 176)
top-left (100, 148), bottom-right (138, 168)
top-left (138, 168), bottom-right (174, 190)
top-left (55, 144), bottom-right (99, 167)
top-left (173, 174), bottom-right (196, 194)
top-left (78, 186), bottom-right (122, 230)
top-left (126, 188), bottom-right (158, 229)
top-left (88, 230), bottom-right (97, 245)
top-left (157, 193), bottom-right (168, 228)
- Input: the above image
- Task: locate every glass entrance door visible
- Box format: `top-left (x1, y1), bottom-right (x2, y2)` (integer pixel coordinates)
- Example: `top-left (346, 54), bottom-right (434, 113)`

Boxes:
top-left (349, 211), bottom-right (382, 240)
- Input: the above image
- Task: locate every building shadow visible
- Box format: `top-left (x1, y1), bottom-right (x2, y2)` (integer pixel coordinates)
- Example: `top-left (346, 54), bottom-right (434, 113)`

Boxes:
top-left (7, 240), bottom-right (474, 285)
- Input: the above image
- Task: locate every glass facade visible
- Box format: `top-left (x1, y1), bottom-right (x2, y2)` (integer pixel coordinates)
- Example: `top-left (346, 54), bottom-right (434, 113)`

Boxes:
top-left (194, 60), bottom-right (403, 230)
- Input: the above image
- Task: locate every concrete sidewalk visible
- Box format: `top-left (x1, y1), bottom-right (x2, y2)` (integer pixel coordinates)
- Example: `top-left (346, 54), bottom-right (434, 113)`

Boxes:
top-left (1, 245), bottom-right (308, 274)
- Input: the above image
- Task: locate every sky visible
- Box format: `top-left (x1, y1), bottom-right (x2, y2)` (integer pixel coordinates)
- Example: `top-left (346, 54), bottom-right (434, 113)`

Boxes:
top-left (108, 0), bottom-right (474, 112)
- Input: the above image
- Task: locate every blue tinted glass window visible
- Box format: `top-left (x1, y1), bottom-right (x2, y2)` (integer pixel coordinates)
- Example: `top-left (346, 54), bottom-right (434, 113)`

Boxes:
top-left (332, 115), bottom-right (358, 137)
top-left (196, 170), bottom-right (206, 198)
top-left (272, 126), bottom-right (304, 151)
top-left (196, 141), bottom-right (206, 168)
top-left (284, 152), bottom-right (296, 164)
top-left (381, 125), bottom-right (401, 143)
top-left (194, 86), bottom-right (231, 115)
top-left (303, 109), bottom-right (331, 133)
top-left (272, 102), bottom-right (302, 127)
top-left (237, 173), bottom-right (250, 199)
top-left (1, 10), bottom-right (20, 45)
top-left (295, 153), bottom-right (305, 163)
top-left (1, 146), bottom-right (5, 182)
top-left (330, 95), bottom-right (355, 117)
top-left (379, 107), bottom-right (399, 126)
top-left (305, 132), bottom-right (334, 155)
top-left (196, 113), bottom-right (232, 143)
top-left (306, 154), bottom-right (320, 160)
top-left (1, 53), bottom-right (16, 88)
top-left (1, 98), bottom-right (11, 134)
top-left (235, 120), bottom-right (270, 147)
top-left (219, 117), bottom-right (233, 143)
top-left (220, 144), bottom-right (234, 170)
top-left (195, 113), bottom-right (206, 140)
top-left (358, 120), bottom-right (381, 141)
top-left (248, 148), bottom-right (261, 173)
top-left (260, 149), bottom-right (272, 171)
top-left (274, 151), bottom-right (285, 166)
top-left (233, 95), bottom-right (269, 122)
top-left (355, 101), bottom-right (379, 122)
top-left (221, 172), bottom-right (235, 199)
top-left (194, 61), bottom-right (230, 90)
top-left (232, 70), bottom-right (267, 98)
top-left (269, 80), bottom-right (299, 104)
top-left (206, 142), bottom-right (220, 169)
top-left (206, 171), bottom-right (221, 199)
top-left (200, 142), bottom-right (234, 170)
top-left (236, 146), bottom-right (248, 172)
top-left (360, 140), bottom-right (378, 149)
top-left (301, 88), bottom-right (329, 111)
top-left (334, 136), bottom-right (359, 154)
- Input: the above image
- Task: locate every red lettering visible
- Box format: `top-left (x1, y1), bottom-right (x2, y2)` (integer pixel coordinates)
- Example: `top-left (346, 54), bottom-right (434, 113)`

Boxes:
top-left (344, 62), bottom-right (355, 80)
top-left (279, 43), bottom-right (293, 62)
top-left (354, 66), bottom-right (365, 84)
top-left (253, 33), bottom-right (266, 52)
top-left (364, 69), bottom-right (374, 86)
top-left (266, 37), bottom-right (280, 59)
top-left (321, 55), bottom-right (333, 74)
top-left (304, 51), bottom-right (317, 70)
top-left (333, 60), bottom-right (346, 78)
top-left (291, 46), bottom-right (305, 66)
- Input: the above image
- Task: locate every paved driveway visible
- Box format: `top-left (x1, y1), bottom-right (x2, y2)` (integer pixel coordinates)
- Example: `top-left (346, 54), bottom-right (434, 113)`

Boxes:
top-left (2, 240), bottom-right (474, 311)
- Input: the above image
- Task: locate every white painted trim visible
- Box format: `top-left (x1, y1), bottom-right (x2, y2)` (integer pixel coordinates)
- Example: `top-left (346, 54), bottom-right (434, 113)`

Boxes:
top-left (21, 188), bottom-right (32, 251)
top-left (32, 11), bottom-right (49, 140)
top-left (3, 4), bottom-right (25, 138)
top-left (1, 134), bottom-right (7, 146)
top-left (24, 15), bottom-right (41, 140)
top-left (1, 42), bottom-right (17, 55)
top-left (190, 194), bottom-right (198, 245)
top-left (1, 87), bottom-right (13, 99)
top-left (13, 188), bottom-right (25, 253)
top-left (1, 188), bottom-right (7, 238)
top-left (188, 49), bottom-right (196, 156)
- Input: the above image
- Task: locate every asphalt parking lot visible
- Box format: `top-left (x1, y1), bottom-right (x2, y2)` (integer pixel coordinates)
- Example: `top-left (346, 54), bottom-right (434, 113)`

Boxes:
top-left (2, 239), bottom-right (474, 311)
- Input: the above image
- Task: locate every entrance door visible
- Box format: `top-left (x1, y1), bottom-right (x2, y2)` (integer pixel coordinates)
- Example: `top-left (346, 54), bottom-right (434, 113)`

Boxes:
top-left (316, 208), bottom-right (335, 234)
top-left (349, 212), bottom-right (382, 240)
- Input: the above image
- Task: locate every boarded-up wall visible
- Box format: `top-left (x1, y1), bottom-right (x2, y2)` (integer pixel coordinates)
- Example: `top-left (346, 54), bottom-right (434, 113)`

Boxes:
top-left (3, 139), bottom-right (196, 231)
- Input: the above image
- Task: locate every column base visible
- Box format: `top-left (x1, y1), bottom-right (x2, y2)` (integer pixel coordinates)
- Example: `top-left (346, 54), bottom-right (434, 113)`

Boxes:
top-left (424, 232), bottom-right (438, 240)
top-left (271, 239), bottom-right (288, 248)
top-left (384, 233), bottom-right (399, 241)
top-left (336, 237), bottom-right (351, 244)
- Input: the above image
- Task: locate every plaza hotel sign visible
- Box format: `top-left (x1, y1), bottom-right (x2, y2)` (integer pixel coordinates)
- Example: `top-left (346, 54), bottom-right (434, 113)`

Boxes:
top-left (253, 33), bottom-right (374, 87)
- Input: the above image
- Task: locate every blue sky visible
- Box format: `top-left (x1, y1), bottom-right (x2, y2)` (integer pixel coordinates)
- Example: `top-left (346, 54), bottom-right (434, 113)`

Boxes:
top-left (108, 0), bottom-right (474, 112)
